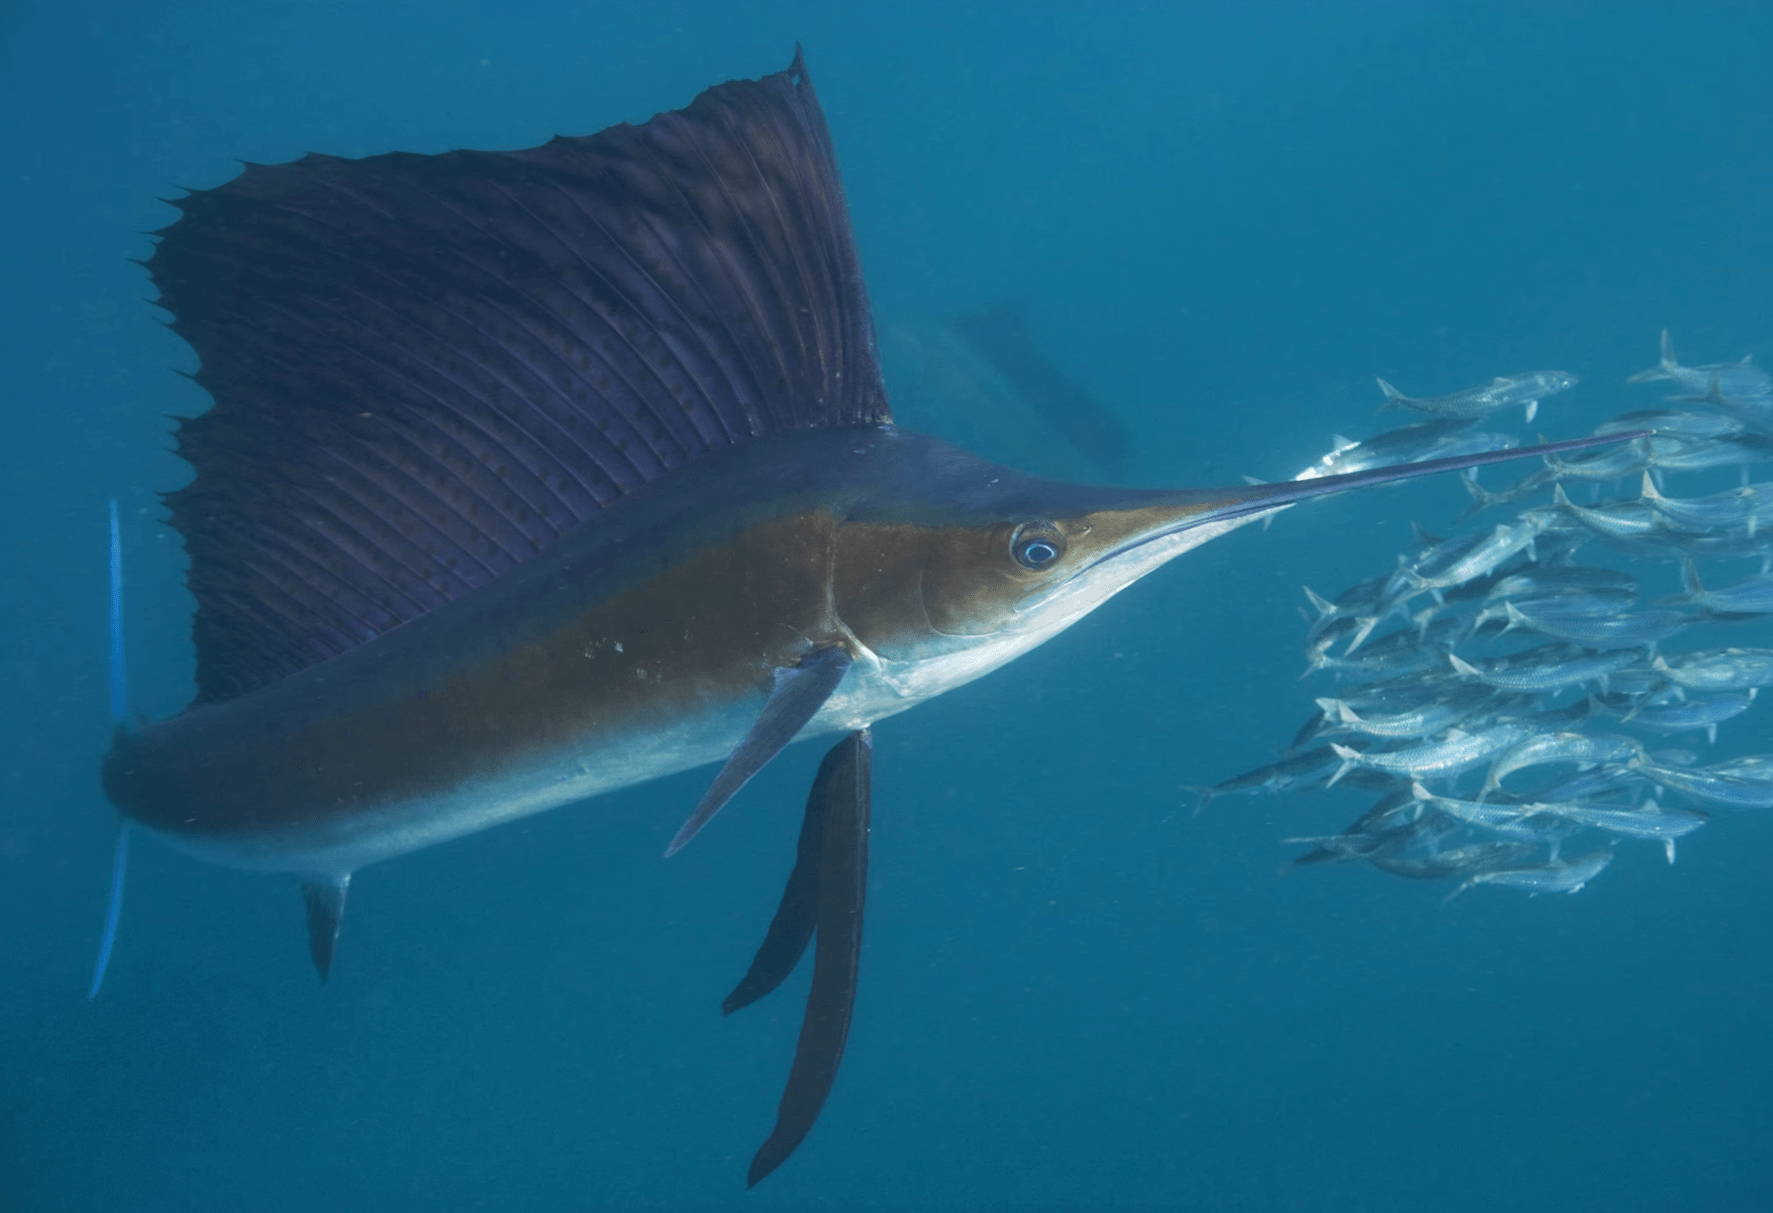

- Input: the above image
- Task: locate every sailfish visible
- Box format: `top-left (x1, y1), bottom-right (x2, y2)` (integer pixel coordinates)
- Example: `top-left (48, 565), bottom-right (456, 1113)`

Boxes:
top-left (96, 49), bottom-right (1634, 1186)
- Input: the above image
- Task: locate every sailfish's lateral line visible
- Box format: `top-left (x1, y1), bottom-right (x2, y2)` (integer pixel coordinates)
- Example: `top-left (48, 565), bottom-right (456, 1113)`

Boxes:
top-left (101, 47), bottom-right (1641, 1184)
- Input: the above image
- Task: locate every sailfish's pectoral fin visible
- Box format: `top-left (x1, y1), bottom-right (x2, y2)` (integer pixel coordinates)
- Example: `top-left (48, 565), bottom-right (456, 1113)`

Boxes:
top-left (735, 727), bottom-right (873, 1188)
top-left (666, 647), bottom-right (854, 857)
top-left (300, 875), bottom-right (351, 982)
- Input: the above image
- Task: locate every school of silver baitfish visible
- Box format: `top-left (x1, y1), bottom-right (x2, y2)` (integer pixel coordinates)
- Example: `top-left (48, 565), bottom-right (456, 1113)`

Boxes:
top-left (1210, 331), bottom-right (1773, 899)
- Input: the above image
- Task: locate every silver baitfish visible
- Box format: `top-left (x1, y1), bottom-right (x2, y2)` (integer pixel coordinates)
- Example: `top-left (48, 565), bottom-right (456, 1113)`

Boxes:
top-left (1599, 408), bottom-right (1747, 441)
top-left (1586, 687), bottom-right (1758, 743)
top-left (1651, 647), bottom-right (1773, 692)
top-left (1481, 732), bottom-right (1648, 800)
top-left (1636, 755), bottom-right (1773, 809)
top-left (1374, 839), bottom-right (1539, 881)
top-left (1309, 684), bottom-right (1506, 742)
top-left (1393, 515), bottom-right (1555, 599)
top-left (1514, 762), bottom-right (1654, 805)
top-left (1408, 783), bottom-right (1583, 847)
top-left (1456, 847), bottom-right (1614, 896)
top-left (1285, 789), bottom-right (1440, 865)
top-left (1327, 722), bottom-right (1532, 787)
top-left (1193, 746), bottom-right (1391, 809)
top-left (1530, 799), bottom-right (1707, 863)
top-left (1550, 484), bottom-right (1664, 541)
top-left (1305, 618), bottom-right (1466, 679)
top-left (1627, 330), bottom-right (1772, 403)
top-left (1376, 370), bottom-right (1577, 424)
top-left (1447, 644), bottom-right (1640, 693)
top-left (1294, 419), bottom-right (1519, 482)
top-left (1639, 474), bottom-right (1773, 537)
top-left (1665, 559), bottom-right (1773, 617)
top-left (1472, 586), bottom-right (1639, 632)
top-left (1645, 432), bottom-right (1773, 476)
top-left (1499, 601), bottom-right (1690, 650)
top-left (1483, 565), bottom-right (1639, 605)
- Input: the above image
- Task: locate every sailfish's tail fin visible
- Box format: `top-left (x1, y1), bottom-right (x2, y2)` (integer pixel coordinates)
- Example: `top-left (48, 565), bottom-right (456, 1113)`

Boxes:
top-left (90, 501), bottom-right (130, 999)
top-left (88, 825), bottom-right (129, 999)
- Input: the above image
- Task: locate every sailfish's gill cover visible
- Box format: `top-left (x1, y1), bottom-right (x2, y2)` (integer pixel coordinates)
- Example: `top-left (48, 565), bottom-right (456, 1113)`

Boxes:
top-left (151, 48), bottom-right (889, 705)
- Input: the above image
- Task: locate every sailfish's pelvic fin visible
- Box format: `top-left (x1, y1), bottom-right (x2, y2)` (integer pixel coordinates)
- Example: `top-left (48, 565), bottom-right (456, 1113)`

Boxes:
top-left (666, 647), bottom-right (854, 856)
top-left (741, 727), bottom-right (873, 1188)
top-left (722, 745), bottom-right (835, 1016)
top-left (301, 875), bottom-right (351, 982)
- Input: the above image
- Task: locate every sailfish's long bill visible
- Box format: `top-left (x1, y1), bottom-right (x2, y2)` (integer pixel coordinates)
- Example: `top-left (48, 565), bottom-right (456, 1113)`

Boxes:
top-left (96, 48), bottom-right (1640, 1186)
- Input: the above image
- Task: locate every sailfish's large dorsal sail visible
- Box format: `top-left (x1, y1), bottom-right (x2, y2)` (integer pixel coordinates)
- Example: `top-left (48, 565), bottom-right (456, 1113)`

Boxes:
top-left (148, 48), bottom-right (889, 704)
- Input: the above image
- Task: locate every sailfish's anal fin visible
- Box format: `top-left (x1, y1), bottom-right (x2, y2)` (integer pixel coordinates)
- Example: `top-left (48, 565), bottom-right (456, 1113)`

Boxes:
top-left (746, 727), bottom-right (872, 1188)
top-left (300, 875), bottom-right (351, 982)
top-left (666, 647), bottom-right (853, 856)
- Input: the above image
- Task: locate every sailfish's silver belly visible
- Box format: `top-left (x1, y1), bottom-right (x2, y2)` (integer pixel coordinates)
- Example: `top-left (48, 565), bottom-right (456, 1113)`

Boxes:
top-left (151, 651), bottom-right (919, 879)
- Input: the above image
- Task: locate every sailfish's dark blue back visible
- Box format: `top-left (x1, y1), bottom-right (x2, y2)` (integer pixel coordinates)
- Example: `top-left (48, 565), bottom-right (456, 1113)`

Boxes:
top-left (148, 49), bottom-right (890, 705)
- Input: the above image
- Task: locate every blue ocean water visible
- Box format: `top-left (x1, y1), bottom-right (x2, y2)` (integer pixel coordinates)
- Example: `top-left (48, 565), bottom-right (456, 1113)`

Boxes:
top-left (3, 1), bottom-right (1770, 1209)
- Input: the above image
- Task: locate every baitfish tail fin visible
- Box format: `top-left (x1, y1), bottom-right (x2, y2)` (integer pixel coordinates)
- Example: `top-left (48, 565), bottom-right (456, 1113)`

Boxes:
top-left (90, 501), bottom-right (131, 999)
top-left (1668, 555), bottom-right (1707, 603)
top-left (1302, 586), bottom-right (1337, 620)
top-left (1447, 652), bottom-right (1485, 681)
top-left (666, 646), bottom-right (853, 856)
top-left (1326, 744), bottom-right (1360, 788)
top-left (1375, 377), bottom-right (1408, 411)
top-left (301, 876), bottom-right (351, 982)
top-left (746, 728), bottom-right (872, 1188)
top-left (1456, 468), bottom-right (1506, 519)
top-left (1627, 329), bottom-right (1680, 383)
top-left (1342, 614), bottom-right (1382, 655)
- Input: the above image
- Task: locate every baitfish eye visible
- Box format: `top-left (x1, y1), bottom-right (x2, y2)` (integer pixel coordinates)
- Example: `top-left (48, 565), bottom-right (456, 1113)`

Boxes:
top-left (1010, 522), bottom-right (1066, 570)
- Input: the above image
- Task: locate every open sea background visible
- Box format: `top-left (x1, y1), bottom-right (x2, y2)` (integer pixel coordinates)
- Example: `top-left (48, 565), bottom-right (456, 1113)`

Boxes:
top-left (2, 2), bottom-right (1770, 1209)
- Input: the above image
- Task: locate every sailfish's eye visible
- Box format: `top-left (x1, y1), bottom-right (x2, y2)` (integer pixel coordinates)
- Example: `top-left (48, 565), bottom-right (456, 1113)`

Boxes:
top-left (1010, 521), bottom-right (1066, 570)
